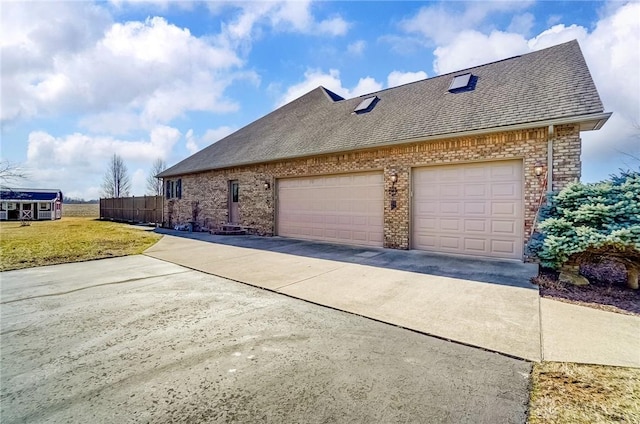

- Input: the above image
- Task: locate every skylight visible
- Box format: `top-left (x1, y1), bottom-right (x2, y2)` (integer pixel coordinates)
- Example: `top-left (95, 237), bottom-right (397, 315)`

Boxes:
top-left (448, 73), bottom-right (472, 91)
top-left (354, 96), bottom-right (378, 113)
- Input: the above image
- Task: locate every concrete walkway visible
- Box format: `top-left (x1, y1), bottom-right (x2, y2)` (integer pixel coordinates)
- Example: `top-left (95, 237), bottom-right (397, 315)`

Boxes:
top-left (145, 232), bottom-right (640, 367)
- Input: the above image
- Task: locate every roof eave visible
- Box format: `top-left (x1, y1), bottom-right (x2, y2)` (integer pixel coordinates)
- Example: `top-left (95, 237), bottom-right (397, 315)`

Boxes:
top-left (159, 111), bottom-right (612, 178)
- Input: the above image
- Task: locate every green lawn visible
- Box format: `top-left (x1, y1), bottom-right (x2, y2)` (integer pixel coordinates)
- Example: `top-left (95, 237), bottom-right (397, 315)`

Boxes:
top-left (0, 217), bottom-right (161, 271)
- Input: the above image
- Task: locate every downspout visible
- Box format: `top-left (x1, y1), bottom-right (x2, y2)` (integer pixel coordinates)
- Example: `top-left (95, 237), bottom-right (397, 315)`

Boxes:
top-left (161, 178), bottom-right (165, 228)
top-left (547, 125), bottom-right (554, 198)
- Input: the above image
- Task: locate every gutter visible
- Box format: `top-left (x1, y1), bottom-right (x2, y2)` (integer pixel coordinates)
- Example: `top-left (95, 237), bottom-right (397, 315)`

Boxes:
top-left (158, 111), bottom-right (612, 178)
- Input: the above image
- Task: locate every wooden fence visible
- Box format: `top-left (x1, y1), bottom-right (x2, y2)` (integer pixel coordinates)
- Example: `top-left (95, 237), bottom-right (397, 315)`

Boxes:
top-left (100, 196), bottom-right (163, 224)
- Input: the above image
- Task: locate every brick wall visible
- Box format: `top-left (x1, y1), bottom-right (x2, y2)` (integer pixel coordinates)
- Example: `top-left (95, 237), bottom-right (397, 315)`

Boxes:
top-left (552, 124), bottom-right (581, 191)
top-left (166, 125), bottom-right (581, 254)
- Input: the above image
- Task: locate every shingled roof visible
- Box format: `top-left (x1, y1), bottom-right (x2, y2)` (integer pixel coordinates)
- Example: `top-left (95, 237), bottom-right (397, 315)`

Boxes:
top-left (159, 40), bottom-right (608, 178)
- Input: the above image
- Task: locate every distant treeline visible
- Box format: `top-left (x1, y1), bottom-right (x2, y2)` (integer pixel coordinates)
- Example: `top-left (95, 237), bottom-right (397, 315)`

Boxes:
top-left (65, 198), bottom-right (99, 204)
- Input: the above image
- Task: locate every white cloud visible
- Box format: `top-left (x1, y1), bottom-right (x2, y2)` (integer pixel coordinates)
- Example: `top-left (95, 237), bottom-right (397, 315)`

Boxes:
top-left (185, 126), bottom-right (235, 154)
top-left (0, 2), bottom-right (112, 123)
top-left (316, 16), bottom-right (350, 36)
top-left (109, 0), bottom-right (195, 11)
top-left (527, 24), bottom-right (588, 50)
top-left (433, 30), bottom-right (528, 74)
top-left (401, 1), bottom-right (533, 45)
top-left (426, 1), bottom-right (640, 180)
top-left (26, 126), bottom-right (181, 167)
top-left (131, 168), bottom-right (147, 194)
top-left (387, 71), bottom-right (428, 88)
top-left (1, 5), bottom-right (244, 129)
top-left (507, 13), bottom-right (535, 35)
top-left (347, 40), bottom-right (366, 55)
top-left (278, 69), bottom-right (427, 109)
top-left (22, 126), bottom-right (182, 198)
top-left (277, 69), bottom-right (383, 106)
top-left (351, 77), bottom-right (383, 97)
top-left (217, 0), bottom-right (349, 45)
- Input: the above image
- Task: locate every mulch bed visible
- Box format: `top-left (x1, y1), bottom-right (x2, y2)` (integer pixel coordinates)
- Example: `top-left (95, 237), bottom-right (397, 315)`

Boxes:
top-left (534, 260), bottom-right (640, 316)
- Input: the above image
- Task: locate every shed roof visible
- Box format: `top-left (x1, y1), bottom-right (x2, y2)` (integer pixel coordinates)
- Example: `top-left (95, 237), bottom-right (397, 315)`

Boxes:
top-left (160, 40), bottom-right (608, 178)
top-left (1, 189), bottom-right (63, 202)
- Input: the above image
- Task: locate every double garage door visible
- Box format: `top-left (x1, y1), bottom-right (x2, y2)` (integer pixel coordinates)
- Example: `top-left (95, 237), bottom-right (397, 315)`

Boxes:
top-left (412, 161), bottom-right (523, 259)
top-left (277, 161), bottom-right (523, 259)
top-left (277, 173), bottom-right (384, 247)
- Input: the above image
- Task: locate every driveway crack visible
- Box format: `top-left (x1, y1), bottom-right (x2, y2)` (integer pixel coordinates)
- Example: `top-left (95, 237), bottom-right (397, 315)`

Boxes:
top-left (0, 270), bottom-right (192, 304)
top-left (274, 264), bottom-right (349, 290)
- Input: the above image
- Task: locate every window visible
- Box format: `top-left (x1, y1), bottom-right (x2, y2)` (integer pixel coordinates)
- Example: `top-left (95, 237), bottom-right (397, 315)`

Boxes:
top-left (353, 96), bottom-right (379, 114)
top-left (448, 73), bottom-right (474, 92)
top-left (231, 182), bottom-right (239, 202)
top-left (7, 202), bottom-right (16, 210)
top-left (165, 178), bottom-right (182, 199)
top-left (39, 203), bottom-right (50, 210)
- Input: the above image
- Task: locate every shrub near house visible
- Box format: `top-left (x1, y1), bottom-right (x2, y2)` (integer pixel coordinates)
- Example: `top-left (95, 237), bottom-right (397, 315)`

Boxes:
top-left (528, 170), bottom-right (640, 289)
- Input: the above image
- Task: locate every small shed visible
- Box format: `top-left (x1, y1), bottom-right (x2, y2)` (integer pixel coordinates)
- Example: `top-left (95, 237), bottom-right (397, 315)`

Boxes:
top-left (0, 188), bottom-right (63, 221)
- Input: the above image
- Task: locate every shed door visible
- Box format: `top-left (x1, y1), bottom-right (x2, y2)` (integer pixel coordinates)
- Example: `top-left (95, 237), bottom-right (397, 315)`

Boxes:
top-left (413, 161), bottom-right (524, 259)
top-left (277, 172), bottom-right (384, 247)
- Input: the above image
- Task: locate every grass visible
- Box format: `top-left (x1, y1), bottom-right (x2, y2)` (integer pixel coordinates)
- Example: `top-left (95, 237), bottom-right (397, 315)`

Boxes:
top-left (529, 362), bottom-right (640, 423)
top-left (62, 203), bottom-right (100, 217)
top-left (0, 217), bottom-right (161, 271)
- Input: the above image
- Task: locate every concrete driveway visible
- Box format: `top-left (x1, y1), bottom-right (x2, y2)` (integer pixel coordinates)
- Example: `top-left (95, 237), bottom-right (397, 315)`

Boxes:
top-left (1, 256), bottom-right (531, 423)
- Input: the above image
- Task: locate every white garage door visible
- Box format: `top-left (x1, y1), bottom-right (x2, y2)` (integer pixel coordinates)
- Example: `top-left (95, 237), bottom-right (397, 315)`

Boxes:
top-left (413, 161), bottom-right (524, 259)
top-left (277, 173), bottom-right (384, 247)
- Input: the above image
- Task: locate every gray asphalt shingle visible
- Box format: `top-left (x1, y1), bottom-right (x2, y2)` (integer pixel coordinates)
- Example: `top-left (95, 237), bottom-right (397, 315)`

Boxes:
top-left (159, 40), bottom-right (604, 178)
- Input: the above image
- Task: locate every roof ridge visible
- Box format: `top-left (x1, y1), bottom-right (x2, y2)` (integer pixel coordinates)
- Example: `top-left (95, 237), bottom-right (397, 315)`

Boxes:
top-left (158, 39), bottom-right (605, 179)
top-left (344, 39), bottom-right (580, 100)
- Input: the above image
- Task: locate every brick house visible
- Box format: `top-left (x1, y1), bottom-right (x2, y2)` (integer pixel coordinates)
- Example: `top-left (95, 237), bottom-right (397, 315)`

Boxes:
top-left (158, 40), bottom-right (609, 261)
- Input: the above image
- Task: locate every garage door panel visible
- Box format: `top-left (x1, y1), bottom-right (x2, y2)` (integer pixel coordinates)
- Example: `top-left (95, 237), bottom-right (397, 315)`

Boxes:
top-left (369, 216), bottom-right (384, 227)
top-left (415, 201), bottom-right (437, 214)
top-left (440, 219), bottom-right (461, 231)
top-left (464, 167), bottom-right (486, 179)
top-left (440, 236), bottom-right (461, 249)
top-left (278, 172), bottom-right (383, 247)
top-left (464, 220), bottom-right (487, 232)
top-left (492, 220), bottom-right (516, 234)
top-left (491, 183), bottom-right (518, 197)
top-left (440, 184), bottom-right (463, 197)
top-left (464, 202), bottom-right (487, 214)
top-left (415, 217), bottom-right (437, 230)
top-left (464, 238), bottom-right (487, 253)
top-left (491, 202), bottom-right (518, 216)
top-left (440, 202), bottom-right (461, 214)
top-left (352, 231), bottom-right (368, 242)
top-left (491, 163), bottom-right (520, 178)
top-left (416, 234), bottom-right (437, 248)
top-left (491, 240), bottom-right (517, 255)
top-left (413, 161), bottom-right (523, 259)
top-left (465, 184), bottom-right (487, 197)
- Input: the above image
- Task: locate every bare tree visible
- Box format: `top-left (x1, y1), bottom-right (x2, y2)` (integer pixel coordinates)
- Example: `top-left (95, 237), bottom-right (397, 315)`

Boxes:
top-left (101, 154), bottom-right (131, 198)
top-left (146, 158), bottom-right (166, 196)
top-left (0, 160), bottom-right (28, 187)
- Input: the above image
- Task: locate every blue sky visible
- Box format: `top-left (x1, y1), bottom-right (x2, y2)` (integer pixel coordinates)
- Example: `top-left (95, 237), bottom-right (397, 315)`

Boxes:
top-left (1, 1), bottom-right (639, 199)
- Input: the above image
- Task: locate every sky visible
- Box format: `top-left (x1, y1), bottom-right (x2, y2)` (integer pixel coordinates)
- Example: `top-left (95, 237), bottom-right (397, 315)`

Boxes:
top-left (1, 0), bottom-right (639, 200)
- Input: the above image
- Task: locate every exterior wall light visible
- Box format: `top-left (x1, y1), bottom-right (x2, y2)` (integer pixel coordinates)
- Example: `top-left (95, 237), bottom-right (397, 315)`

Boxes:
top-left (264, 181), bottom-right (271, 190)
top-left (390, 172), bottom-right (398, 184)
top-left (534, 161), bottom-right (544, 177)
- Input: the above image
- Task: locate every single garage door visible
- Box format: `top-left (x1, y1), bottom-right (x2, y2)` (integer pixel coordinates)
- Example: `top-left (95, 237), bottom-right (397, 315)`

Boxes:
top-left (413, 160), bottom-right (523, 259)
top-left (277, 173), bottom-right (384, 247)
